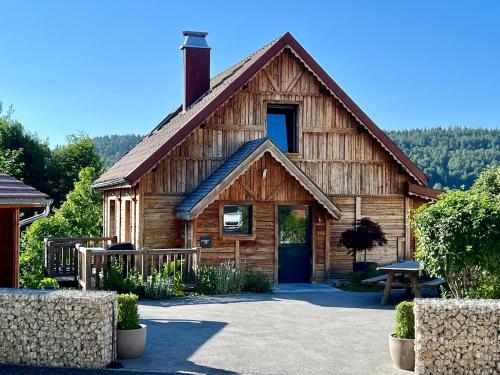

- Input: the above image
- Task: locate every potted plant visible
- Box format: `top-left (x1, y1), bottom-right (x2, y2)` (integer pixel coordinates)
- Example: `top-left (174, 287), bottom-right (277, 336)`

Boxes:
top-left (117, 293), bottom-right (147, 359)
top-left (340, 217), bottom-right (387, 272)
top-left (389, 301), bottom-right (415, 370)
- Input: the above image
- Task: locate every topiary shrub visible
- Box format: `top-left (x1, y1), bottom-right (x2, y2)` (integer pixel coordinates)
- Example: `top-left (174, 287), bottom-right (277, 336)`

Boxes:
top-left (244, 268), bottom-right (271, 293)
top-left (117, 293), bottom-right (140, 330)
top-left (395, 301), bottom-right (415, 339)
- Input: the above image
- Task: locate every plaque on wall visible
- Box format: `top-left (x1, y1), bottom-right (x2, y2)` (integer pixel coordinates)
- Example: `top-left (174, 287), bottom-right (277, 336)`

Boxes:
top-left (200, 236), bottom-right (212, 248)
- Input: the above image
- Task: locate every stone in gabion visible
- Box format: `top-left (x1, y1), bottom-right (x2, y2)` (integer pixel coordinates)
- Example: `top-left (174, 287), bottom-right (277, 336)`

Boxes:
top-left (0, 289), bottom-right (116, 369)
top-left (414, 298), bottom-right (500, 375)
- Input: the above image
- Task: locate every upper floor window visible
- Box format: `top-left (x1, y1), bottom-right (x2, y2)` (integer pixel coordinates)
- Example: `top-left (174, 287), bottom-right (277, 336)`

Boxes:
top-left (267, 104), bottom-right (298, 153)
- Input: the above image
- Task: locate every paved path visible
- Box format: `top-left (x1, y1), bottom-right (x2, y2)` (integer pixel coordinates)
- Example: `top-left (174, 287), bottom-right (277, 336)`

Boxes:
top-left (2, 286), bottom-right (422, 375)
top-left (120, 285), bottom-right (413, 374)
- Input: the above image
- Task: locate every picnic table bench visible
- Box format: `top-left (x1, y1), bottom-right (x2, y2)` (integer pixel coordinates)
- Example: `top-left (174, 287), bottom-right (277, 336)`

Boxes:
top-left (374, 261), bottom-right (446, 304)
top-left (360, 274), bottom-right (388, 286)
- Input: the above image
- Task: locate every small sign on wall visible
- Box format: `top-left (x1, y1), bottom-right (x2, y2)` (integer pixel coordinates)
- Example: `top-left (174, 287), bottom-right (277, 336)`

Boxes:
top-left (200, 236), bottom-right (212, 248)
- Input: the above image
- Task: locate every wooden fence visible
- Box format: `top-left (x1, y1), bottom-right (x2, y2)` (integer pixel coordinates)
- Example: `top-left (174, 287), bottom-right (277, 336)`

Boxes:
top-left (44, 236), bottom-right (117, 283)
top-left (76, 246), bottom-right (200, 290)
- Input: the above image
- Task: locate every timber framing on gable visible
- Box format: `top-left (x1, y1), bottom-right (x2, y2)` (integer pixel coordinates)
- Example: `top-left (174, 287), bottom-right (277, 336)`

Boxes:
top-left (175, 138), bottom-right (341, 220)
top-left (93, 32), bottom-right (428, 190)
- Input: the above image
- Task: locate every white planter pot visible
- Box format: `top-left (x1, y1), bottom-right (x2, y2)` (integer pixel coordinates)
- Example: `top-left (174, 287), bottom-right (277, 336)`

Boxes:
top-left (389, 334), bottom-right (415, 371)
top-left (117, 324), bottom-right (147, 359)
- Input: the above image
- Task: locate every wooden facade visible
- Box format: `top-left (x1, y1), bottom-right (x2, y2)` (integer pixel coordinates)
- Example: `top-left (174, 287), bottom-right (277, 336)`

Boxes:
top-left (98, 39), bottom-right (433, 282)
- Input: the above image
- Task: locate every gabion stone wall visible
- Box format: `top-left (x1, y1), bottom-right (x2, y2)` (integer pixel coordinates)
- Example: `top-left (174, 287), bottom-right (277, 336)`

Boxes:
top-left (414, 299), bottom-right (499, 374)
top-left (0, 289), bottom-right (116, 369)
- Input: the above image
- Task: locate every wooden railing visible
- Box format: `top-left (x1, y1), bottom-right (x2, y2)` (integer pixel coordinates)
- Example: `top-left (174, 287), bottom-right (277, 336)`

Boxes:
top-left (76, 246), bottom-right (201, 290)
top-left (44, 236), bottom-right (117, 282)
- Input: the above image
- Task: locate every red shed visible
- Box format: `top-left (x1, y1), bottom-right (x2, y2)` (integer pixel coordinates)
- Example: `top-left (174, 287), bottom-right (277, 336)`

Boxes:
top-left (0, 174), bottom-right (50, 288)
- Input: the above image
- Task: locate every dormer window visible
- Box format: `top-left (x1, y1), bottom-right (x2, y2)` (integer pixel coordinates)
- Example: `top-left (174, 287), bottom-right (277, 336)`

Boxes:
top-left (267, 104), bottom-right (298, 153)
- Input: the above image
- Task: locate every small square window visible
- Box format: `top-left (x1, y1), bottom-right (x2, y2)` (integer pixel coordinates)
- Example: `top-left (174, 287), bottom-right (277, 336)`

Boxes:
top-left (267, 104), bottom-right (298, 153)
top-left (223, 205), bottom-right (252, 235)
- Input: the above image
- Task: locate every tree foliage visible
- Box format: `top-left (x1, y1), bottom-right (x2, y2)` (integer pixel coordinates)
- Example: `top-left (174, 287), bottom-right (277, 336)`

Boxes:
top-left (388, 127), bottom-right (500, 189)
top-left (412, 168), bottom-right (500, 298)
top-left (340, 218), bottom-right (388, 262)
top-left (48, 133), bottom-right (103, 206)
top-left (92, 134), bottom-right (142, 167)
top-left (0, 103), bottom-right (51, 192)
top-left (0, 102), bottom-right (103, 207)
top-left (20, 167), bottom-right (103, 288)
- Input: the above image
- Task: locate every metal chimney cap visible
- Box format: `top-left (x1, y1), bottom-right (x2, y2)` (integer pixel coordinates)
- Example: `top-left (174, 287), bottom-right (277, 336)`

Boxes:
top-left (180, 31), bottom-right (210, 50)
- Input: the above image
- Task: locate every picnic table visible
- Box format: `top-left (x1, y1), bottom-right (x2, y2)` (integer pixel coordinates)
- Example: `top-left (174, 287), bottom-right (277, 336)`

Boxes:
top-left (377, 261), bottom-right (422, 304)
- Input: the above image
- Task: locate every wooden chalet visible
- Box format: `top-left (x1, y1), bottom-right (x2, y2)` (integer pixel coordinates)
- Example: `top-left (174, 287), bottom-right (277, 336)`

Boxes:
top-left (93, 31), bottom-right (439, 283)
top-left (0, 174), bottom-right (51, 288)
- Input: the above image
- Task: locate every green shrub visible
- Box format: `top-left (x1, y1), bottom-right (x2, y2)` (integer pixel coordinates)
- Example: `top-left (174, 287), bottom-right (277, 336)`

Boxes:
top-left (196, 262), bottom-right (271, 295)
top-left (196, 265), bottom-right (218, 295)
top-left (244, 268), bottom-right (271, 293)
top-left (395, 301), bottom-right (415, 339)
top-left (412, 171), bottom-right (500, 299)
top-left (216, 261), bottom-right (246, 294)
top-left (117, 293), bottom-right (140, 330)
top-left (171, 272), bottom-right (185, 297)
top-left (20, 167), bottom-right (103, 288)
top-left (143, 267), bottom-right (172, 299)
top-left (39, 277), bottom-right (59, 289)
top-left (102, 259), bottom-right (134, 294)
top-left (126, 267), bottom-right (145, 298)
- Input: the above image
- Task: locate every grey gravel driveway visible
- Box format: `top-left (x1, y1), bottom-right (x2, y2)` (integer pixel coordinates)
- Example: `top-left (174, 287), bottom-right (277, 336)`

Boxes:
top-left (120, 285), bottom-right (417, 375)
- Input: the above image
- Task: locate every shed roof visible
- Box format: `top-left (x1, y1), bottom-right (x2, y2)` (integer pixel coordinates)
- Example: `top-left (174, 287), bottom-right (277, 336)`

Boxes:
top-left (175, 138), bottom-right (342, 220)
top-left (0, 174), bottom-right (50, 207)
top-left (93, 32), bottom-right (428, 189)
top-left (406, 182), bottom-right (442, 200)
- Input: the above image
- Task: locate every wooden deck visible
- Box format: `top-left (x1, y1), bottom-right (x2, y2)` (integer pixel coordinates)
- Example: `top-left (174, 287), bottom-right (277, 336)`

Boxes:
top-left (44, 236), bottom-right (201, 290)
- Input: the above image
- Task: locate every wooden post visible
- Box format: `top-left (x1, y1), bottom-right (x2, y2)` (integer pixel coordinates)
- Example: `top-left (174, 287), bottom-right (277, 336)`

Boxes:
top-left (84, 247), bottom-right (92, 290)
top-left (141, 249), bottom-right (148, 281)
top-left (325, 218), bottom-right (331, 281)
top-left (355, 196), bottom-right (362, 263)
top-left (404, 196), bottom-right (411, 260)
top-left (235, 240), bottom-right (240, 267)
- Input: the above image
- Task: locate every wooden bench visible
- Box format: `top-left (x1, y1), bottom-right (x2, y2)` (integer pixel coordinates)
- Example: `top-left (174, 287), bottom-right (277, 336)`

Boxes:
top-left (419, 278), bottom-right (446, 289)
top-left (361, 274), bottom-right (388, 286)
top-left (378, 280), bottom-right (411, 289)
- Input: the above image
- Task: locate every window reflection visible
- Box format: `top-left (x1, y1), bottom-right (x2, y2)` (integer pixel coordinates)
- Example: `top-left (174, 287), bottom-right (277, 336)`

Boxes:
top-left (279, 207), bottom-right (308, 244)
top-left (223, 205), bottom-right (252, 235)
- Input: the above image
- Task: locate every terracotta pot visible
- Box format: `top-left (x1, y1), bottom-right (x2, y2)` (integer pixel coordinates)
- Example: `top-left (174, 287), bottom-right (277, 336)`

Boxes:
top-left (117, 324), bottom-right (147, 359)
top-left (389, 334), bottom-right (415, 371)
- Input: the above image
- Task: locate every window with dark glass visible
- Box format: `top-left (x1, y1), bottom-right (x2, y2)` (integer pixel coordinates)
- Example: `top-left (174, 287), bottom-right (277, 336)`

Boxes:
top-left (223, 205), bottom-right (252, 235)
top-left (267, 104), bottom-right (298, 153)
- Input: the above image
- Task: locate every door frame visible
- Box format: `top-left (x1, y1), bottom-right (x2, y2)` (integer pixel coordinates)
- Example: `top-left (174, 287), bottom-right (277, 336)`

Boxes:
top-left (274, 204), bottom-right (312, 284)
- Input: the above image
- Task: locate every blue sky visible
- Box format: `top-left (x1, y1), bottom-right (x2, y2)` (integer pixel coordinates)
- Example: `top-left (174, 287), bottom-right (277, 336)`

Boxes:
top-left (1, 0), bottom-right (499, 146)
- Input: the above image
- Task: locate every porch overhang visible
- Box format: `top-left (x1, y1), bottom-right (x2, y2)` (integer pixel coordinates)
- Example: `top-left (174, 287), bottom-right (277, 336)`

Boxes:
top-left (175, 138), bottom-right (341, 221)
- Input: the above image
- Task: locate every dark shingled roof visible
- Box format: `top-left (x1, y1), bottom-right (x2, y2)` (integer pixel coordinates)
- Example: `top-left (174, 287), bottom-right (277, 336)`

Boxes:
top-left (176, 138), bottom-right (266, 215)
top-left (0, 174), bottom-right (50, 207)
top-left (93, 32), bottom-right (428, 189)
top-left (93, 35), bottom-right (282, 189)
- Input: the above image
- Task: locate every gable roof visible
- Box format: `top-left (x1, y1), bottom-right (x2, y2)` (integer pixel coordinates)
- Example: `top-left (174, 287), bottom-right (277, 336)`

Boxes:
top-left (93, 32), bottom-right (427, 189)
top-left (175, 138), bottom-right (342, 220)
top-left (0, 174), bottom-right (51, 207)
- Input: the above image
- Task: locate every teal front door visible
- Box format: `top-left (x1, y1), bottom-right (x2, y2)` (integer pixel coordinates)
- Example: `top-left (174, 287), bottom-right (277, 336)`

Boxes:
top-left (278, 205), bottom-right (311, 283)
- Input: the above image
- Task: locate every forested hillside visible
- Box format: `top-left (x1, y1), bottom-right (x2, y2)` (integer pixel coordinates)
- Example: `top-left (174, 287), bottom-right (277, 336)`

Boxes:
top-left (92, 128), bottom-right (499, 189)
top-left (387, 128), bottom-right (499, 189)
top-left (92, 134), bottom-right (142, 167)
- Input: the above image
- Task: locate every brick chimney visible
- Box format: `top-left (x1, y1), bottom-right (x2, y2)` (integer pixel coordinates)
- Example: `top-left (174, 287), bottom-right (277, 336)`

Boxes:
top-left (180, 31), bottom-right (210, 110)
